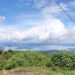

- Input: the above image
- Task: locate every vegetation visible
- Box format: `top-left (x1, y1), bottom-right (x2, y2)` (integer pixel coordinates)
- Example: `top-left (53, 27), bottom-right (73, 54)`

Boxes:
top-left (0, 50), bottom-right (75, 75)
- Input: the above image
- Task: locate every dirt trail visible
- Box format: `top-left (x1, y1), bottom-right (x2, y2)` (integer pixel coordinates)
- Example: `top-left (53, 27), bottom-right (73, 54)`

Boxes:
top-left (0, 70), bottom-right (50, 75)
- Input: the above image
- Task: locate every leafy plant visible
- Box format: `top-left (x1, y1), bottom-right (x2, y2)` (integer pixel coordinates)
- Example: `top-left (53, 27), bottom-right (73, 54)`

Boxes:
top-left (51, 52), bottom-right (75, 70)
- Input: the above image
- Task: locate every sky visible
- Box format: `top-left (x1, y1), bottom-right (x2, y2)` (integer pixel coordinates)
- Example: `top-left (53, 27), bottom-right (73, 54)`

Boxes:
top-left (0, 0), bottom-right (75, 50)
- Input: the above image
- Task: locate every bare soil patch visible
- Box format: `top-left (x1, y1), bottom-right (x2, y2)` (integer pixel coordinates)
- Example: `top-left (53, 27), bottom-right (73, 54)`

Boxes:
top-left (0, 70), bottom-right (50, 75)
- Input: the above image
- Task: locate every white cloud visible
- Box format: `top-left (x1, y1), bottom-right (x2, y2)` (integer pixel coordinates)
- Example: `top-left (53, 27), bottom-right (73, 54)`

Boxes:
top-left (0, 1), bottom-right (74, 42)
top-left (63, 26), bottom-right (75, 41)
top-left (0, 21), bottom-right (73, 42)
top-left (21, 18), bottom-right (66, 41)
top-left (0, 17), bottom-right (67, 41)
top-left (0, 5), bottom-right (71, 42)
top-left (0, 16), bottom-right (6, 25)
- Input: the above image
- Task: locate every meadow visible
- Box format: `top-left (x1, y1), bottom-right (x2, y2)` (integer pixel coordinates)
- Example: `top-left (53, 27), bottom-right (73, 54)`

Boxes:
top-left (0, 50), bottom-right (75, 75)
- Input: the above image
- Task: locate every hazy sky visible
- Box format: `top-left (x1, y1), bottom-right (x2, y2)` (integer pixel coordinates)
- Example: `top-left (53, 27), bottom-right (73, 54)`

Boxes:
top-left (0, 0), bottom-right (75, 50)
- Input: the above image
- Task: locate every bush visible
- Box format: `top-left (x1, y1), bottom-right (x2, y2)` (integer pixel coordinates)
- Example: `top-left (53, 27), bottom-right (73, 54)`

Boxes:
top-left (51, 52), bottom-right (75, 70)
top-left (3, 52), bottom-right (30, 70)
top-left (2, 51), bottom-right (49, 70)
top-left (0, 51), bottom-right (75, 70)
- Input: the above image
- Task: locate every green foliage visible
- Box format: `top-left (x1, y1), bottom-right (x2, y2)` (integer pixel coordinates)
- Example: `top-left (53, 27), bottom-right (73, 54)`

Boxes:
top-left (0, 51), bottom-right (49, 70)
top-left (0, 50), bottom-right (75, 71)
top-left (51, 52), bottom-right (75, 70)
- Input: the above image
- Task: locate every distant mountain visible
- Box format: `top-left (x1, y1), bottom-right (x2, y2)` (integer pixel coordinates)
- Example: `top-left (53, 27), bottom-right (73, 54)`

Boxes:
top-left (40, 50), bottom-right (58, 53)
top-left (0, 41), bottom-right (75, 52)
top-left (68, 48), bottom-right (75, 52)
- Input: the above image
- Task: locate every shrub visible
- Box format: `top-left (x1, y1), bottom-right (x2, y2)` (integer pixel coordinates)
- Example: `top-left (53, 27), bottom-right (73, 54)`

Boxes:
top-left (2, 51), bottom-right (48, 70)
top-left (51, 52), bottom-right (75, 70)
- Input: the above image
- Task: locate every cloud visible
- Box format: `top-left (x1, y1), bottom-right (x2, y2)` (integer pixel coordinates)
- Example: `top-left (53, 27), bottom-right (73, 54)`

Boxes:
top-left (64, 0), bottom-right (75, 18)
top-left (18, 0), bottom-right (49, 8)
top-left (0, 17), bottom-right (74, 42)
top-left (68, 0), bottom-right (75, 7)
top-left (33, 0), bottom-right (49, 8)
top-left (0, 0), bottom-right (74, 43)
top-left (63, 26), bottom-right (75, 41)
top-left (20, 18), bottom-right (66, 41)
top-left (0, 20), bottom-right (74, 42)
top-left (0, 17), bottom-right (67, 41)
top-left (0, 16), bottom-right (6, 25)
top-left (43, 3), bottom-right (68, 15)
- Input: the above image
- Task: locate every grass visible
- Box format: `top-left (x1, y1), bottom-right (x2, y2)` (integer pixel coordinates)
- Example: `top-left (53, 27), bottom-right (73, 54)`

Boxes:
top-left (1, 66), bottom-right (75, 75)
top-left (0, 67), bottom-right (62, 75)
top-left (0, 65), bottom-right (75, 75)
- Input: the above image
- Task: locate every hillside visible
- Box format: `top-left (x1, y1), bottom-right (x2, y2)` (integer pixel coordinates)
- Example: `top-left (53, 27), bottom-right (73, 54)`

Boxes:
top-left (0, 50), bottom-right (75, 75)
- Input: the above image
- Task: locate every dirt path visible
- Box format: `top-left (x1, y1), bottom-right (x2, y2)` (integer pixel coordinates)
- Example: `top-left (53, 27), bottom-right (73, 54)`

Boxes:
top-left (0, 70), bottom-right (50, 75)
